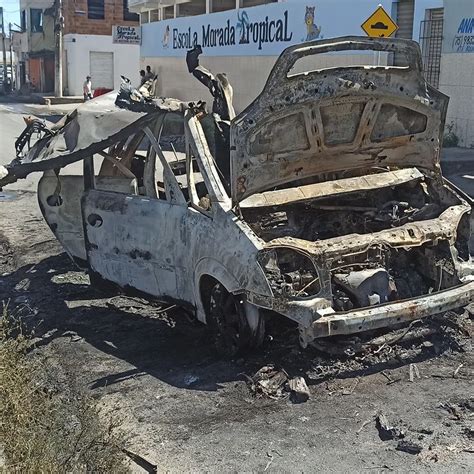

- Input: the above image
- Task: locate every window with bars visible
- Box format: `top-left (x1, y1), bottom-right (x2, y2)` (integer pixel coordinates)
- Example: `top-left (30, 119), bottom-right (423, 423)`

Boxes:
top-left (88, 0), bottom-right (105, 20)
top-left (140, 11), bottom-right (149, 24)
top-left (163, 6), bottom-right (174, 20)
top-left (419, 8), bottom-right (444, 88)
top-left (21, 10), bottom-right (26, 31)
top-left (177, 0), bottom-right (206, 17)
top-left (30, 9), bottom-right (43, 33)
top-left (123, 0), bottom-right (139, 22)
top-left (150, 9), bottom-right (160, 22)
top-left (211, 0), bottom-right (235, 13)
top-left (242, 0), bottom-right (278, 7)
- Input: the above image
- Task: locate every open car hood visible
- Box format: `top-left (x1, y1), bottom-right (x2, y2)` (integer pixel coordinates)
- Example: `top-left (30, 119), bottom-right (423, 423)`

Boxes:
top-left (230, 36), bottom-right (449, 204)
top-left (0, 87), bottom-right (186, 187)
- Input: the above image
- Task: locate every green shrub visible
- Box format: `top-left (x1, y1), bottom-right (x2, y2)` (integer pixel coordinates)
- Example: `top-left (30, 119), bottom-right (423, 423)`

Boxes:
top-left (0, 303), bottom-right (126, 473)
top-left (443, 122), bottom-right (460, 148)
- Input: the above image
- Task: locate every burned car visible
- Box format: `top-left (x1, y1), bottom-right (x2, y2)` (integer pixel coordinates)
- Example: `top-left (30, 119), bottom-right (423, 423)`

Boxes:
top-left (1, 37), bottom-right (473, 355)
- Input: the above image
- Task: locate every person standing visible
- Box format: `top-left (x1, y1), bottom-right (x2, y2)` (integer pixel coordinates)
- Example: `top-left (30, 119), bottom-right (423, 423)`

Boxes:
top-left (142, 66), bottom-right (157, 96)
top-left (144, 65), bottom-right (154, 82)
top-left (83, 75), bottom-right (92, 101)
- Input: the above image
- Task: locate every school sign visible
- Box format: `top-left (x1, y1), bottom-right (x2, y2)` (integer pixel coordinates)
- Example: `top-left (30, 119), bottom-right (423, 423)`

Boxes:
top-left (141, 0), bottom-right (393, 58)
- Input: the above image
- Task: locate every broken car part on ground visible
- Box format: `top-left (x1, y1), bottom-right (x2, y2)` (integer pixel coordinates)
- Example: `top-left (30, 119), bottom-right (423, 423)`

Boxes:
top-left (0, 36), bottom-right (473, 355)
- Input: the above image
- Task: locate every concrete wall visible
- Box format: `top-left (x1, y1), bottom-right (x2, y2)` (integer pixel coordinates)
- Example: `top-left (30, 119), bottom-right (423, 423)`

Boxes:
top-left (439, 0), bottom-right (474, 147)
top-left (439, 53), bottom-right (474, 147)
top-left (20, 0), bottom-right (55, 53)
top-left (64, 34), bottom-right (140, 96)
top-left (145, 53), bottom-right (385, 114)
top-left (29, 15), bottom-right (55, 53)
top-left (139, 0), bottom-right (392, 114)
top-left (143, 55), bottom-right (276, 113)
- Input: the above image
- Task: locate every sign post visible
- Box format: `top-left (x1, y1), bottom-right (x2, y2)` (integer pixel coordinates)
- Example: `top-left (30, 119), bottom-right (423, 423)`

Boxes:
top-left (361, 5), bottom-right (398, 38)
top-left (361, 5), bottom-right (398, 66)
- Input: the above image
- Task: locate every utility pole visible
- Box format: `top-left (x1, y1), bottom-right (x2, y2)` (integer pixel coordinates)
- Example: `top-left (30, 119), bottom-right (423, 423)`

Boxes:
top-left (54, 0), bottom-right (63, 97)
top-left (1, 7), bottom-right (7, 94)
top-left (9, 23), bottom-right (13, 90)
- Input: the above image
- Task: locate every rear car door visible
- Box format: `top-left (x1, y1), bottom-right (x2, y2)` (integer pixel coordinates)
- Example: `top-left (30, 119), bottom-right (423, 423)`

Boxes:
top-left (82, 124), bottom-right (190, 300)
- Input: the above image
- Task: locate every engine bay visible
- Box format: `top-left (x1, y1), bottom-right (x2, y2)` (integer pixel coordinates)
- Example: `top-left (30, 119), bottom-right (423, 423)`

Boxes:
top-left (242, 173), bottom-right (455, 242)
top-left (248, 170), bottom-right (472, 312)
top-left (329, 242), bottom-right (461, 312)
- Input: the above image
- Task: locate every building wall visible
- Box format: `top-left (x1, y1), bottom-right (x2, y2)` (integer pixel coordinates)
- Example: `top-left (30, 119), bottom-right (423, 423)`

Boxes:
top-left (29, 13), bottom-right (55, 53)
top-left (16, 1), bottom-right (140, 95)
top-left (412, 0), bottom-right (443, 41)
top-left (439, 0), bottom-right (474, 147)
top-left (64, 0), bottom-right (139, 35)
top-left (145, 53), bottom-right (386, 115)
top-left (19, 0), bottom-right (55, 52)
top-left (64, 34), bottom-right (140, 95)
top-left (140, 0), bottom-right (393, 114)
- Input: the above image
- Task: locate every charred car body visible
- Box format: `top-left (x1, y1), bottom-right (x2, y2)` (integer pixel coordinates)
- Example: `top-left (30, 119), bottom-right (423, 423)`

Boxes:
top-left (1, 37), bottom-right (473, 354)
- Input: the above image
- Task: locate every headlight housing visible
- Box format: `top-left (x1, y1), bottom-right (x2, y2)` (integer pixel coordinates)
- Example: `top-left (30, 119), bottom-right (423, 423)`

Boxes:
top-left (455, 210), bottom-right (473, 262)
top-left (257, 247), bottom-right (321, 298)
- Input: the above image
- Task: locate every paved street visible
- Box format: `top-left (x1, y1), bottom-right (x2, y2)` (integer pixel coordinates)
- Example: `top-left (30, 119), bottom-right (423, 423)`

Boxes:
top-left (2, 0), bottom-right (474, 471)
top-left (0, 100), bottom-right (473, 472)
top-left (0, 103), bottom-right (79, 193)
top-left (441, 148), bottom-right (474, 197)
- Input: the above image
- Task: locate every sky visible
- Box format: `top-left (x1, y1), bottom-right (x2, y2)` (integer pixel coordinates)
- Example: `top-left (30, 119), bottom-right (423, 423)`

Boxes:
top-left (1, 0), bottom-right (20, 31)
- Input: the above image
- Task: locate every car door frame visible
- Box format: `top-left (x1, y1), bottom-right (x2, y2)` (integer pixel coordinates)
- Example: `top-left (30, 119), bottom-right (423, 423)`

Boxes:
top-left (80, 114), bottom-right (191, 302)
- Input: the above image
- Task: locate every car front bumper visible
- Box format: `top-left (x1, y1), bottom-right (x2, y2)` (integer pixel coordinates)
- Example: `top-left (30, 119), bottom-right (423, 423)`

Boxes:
top-left (249, 281), bottom-right (474, 346)
top-left (300, 280), bottom-right (474, 346)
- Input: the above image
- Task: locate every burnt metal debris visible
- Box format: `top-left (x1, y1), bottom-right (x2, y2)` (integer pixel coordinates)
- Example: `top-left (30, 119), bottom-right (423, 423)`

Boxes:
top-left (0, 36), bottom-right (473, 354)
top-left (15, 116), bottom-right (55, 157)
top-left (245, 365), bottom-right (311, 403)
top-left (376, 412), bottom-right (405, 441)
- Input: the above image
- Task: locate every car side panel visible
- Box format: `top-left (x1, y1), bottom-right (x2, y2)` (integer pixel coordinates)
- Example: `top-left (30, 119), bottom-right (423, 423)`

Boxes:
top-left (82, 189), bottom-right (189, 300)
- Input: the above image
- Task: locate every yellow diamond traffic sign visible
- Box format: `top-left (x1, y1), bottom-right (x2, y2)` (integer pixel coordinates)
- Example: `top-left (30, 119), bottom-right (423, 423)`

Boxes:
top-left (361, 5), bottom-right (398, 38)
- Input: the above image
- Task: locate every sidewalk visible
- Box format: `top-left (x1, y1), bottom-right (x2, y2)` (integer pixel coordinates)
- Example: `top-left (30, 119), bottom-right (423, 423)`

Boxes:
top-left (441, 147), bottom-right (474, 174)
top-left (0, 93), bottom-right (83, 106)
top-left (42, 96), bottom-right (84, 105)
top-left (441, 147), bottom-right (474, 196)
top-left (0, 94), bottom-right (44, 104)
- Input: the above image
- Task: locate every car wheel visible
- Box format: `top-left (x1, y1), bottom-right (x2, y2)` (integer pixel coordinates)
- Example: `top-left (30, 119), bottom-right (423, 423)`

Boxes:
top-left (88, 270), bottom-right (118, 295)
top-left (208, 282), bottom-right (265, 357)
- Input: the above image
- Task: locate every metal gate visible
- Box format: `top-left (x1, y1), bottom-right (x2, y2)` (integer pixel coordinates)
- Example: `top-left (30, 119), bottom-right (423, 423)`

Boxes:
top-left (419, 8), bottom-right (444, 88)
top-left (89, 51), bottom-right (114, 90)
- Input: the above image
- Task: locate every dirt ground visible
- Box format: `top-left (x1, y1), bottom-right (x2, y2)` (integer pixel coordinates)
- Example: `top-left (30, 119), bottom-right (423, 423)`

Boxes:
top-left (0, 186), bottom-right (473, 473)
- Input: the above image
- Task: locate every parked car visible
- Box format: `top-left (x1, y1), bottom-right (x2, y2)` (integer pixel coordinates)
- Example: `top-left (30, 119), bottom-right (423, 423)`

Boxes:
top-left (0, 65), bottom-right (13, 93)
top-left (1, 37), bottom-right (473, 355)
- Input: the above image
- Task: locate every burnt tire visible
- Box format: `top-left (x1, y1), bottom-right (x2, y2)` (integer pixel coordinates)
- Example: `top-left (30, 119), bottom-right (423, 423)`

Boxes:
top-left (88, 270), bottom-right (118, 295)
top-left (208, 282), bottom-right (265, 357)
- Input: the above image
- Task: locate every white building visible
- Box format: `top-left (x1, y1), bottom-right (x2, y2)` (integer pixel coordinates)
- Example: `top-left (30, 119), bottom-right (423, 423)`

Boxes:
top-left (130, 0), bottom-right (474, 146)
top-left (15, 0), bottom-right (141, 96)
top-left (438, 0), bottom-right (474, 147)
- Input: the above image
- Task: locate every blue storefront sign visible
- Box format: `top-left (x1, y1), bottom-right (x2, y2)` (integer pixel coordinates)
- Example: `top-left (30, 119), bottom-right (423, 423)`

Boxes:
top-left (443, 0), bottom-right (474, 54)
top-left (141, 0), bottom-right (393, 57)
top-left (451, 17), bottom-right (474, 53)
